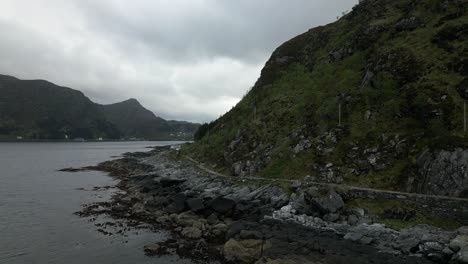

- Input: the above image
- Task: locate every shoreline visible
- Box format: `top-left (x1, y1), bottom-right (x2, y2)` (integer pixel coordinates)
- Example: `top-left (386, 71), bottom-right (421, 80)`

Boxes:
top-left (73, 145), bottom-right (468, 264)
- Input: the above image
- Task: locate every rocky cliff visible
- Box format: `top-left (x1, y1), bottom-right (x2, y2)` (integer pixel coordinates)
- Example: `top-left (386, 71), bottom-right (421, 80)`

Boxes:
top-left (184, 0), bottom-right (468, 197)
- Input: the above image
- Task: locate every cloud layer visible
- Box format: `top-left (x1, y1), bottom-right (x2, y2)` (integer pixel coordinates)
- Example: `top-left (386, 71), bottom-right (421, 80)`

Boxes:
top-left (0, 0), bottom-right (357, 122)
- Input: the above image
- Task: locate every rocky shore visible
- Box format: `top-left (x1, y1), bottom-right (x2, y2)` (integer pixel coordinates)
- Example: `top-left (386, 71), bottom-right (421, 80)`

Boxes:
top-left (75, 145), bottom-right (468, 264)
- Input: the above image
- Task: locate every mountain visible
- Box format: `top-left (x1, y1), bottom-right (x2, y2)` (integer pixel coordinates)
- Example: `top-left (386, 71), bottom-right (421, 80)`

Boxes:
top-left (0, 74), bottom-right (121, 140)
top-left (0, 74), bottom-right (199, 141)
top-left (184, 0), bottom-right (468, 197)
top-left (101, 99), bottom-right (199, 140)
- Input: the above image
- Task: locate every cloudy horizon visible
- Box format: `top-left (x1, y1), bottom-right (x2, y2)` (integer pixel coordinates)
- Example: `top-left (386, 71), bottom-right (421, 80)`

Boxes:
top-left (0, 0), bottom-right (357, 123)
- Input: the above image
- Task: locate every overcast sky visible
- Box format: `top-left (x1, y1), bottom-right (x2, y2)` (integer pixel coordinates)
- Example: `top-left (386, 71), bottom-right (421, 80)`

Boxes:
top-left (0, 0), bottom-right (357, 123)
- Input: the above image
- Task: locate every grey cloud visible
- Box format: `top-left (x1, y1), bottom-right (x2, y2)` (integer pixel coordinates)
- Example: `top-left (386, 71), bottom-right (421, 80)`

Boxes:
top-left (0, 0), bottom-right (358, 123)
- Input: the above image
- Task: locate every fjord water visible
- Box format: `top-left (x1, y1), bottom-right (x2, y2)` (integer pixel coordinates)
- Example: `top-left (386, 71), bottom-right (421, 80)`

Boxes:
top-left (0, 142), bottom-right (192, 264)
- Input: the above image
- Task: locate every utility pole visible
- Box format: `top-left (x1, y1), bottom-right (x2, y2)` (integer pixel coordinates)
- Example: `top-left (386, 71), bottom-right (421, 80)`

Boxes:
top-left (338, 103), bottom-right (342, 127)
top-left (464, 100), bottom-right (467, 135)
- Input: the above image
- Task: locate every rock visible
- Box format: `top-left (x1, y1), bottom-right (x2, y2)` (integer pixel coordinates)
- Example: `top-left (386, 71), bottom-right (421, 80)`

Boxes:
top-left (459, 227), bottom-right (468, 235)
top-left (456, 248), bottom-right (468, 263)
top-left (442, 247), bottom-right (455, 256)
top-left (344, 232), bottom-right (363, 242)
top-left (158, 177), bottom-right (186, 187)
top-left (348, 215), bottom-right (359, 226)
top-left (392, 237), bottom-right (420, 254)
top-left (232, 162), bottom-right (243, 176)
top-left (226, 221), bottom-right (246, 239)
top-left (168, 193), bottom-right (187, 213)
top-left (360, 236), bottom-right (374, 245)
top-left (419, 241), bottom-right (444, 253)
top-left (186, 198), bottom-right (204, 212)
top-left (293, 139), bottom-right (311, 154)
top-left (351, 208), bottom-right (365, 217)
top-left (181, 227), bottom-right (202, 239)
top-left (357, 217), bottom-right (373, 225)
top-left (304, 187), bottom-right (344, 215)
top-left (209, 197), bottom-right (236, 214)
top-left (290, 181), bottom-right (302, 192)
top-left (156, 215), bottom-right (170, 224)
top-left (211, 223), bottom-right (228, 237)
top-left (303, 175), bottom-right (315, 182)
top-left (270, 193), bottom-right (289, 209)
top-left (396, 17), bottom-right (424, 31)
top-left (415, 148), bottom-right (468, 196)
top-left (323, 213), bottom-right (340, 222)
top-left (176, 212), bottom-right (199, 227)
top-left (224, 239), bottom-right (269, 263)
top-left (240, 230), bottom-right (263, 240)
top-left (192, 221), bottom-right (205, 231)
top-left (207, 213), bottom-right (219, 225)
top-left (144, 243), bottom-right (162, 255)
top-left (450, 235), bottom-right (468, 252)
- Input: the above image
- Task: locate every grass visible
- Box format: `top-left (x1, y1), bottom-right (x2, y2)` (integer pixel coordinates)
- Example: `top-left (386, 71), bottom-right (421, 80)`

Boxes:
top-left (346, 198), bottom-right (462, 230)
top-left (184, 0), bottom-right (468, 193)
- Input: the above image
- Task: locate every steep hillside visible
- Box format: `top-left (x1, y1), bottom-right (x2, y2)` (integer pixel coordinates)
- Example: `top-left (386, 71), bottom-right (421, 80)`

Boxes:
top-left (0, 75), bottom-right (199, 140)
top-left (0, 74), bottom-right (120, 140)
top-left (184, 0), bottom-right (468, 197)
top-left (101, 99), bottom-right (199, 140)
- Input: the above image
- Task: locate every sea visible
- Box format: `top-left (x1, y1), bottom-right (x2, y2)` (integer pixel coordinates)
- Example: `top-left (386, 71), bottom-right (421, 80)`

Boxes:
top-left (0, 142), bottom-right (193, 264)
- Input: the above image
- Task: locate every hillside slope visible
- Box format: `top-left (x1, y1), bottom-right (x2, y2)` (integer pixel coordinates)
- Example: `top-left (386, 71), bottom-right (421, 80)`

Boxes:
top-left (101, 99), bottom-right (199, 140)
top-left (184, 0), bottom-right (468, 197)
top-left (0, 75), bottom-right (199, 140)
top-left (0, 74), bottom-right (120, 140)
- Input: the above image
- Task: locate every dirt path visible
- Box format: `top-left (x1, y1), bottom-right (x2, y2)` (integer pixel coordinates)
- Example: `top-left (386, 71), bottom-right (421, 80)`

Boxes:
top-left (184, 156), bottom-right (468, 203)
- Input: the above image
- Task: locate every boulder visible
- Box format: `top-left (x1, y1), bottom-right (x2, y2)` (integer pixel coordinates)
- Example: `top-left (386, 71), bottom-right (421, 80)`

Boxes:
top-left (456, 248), bottom-right (468, 263)
top-left (232, 162), bottom-right (243, 176)
top-left (458, 227), bottom-right (468, 236)
top-left (240, 230), bottom-right (263, 240)
top-left (158, 177), bottom-right (186, 187)
top-left (181, 227), bottom-right (202, 239)
top-left (415, 148), bottom-right (468, 196)
top-left (176, 212), bottom-right (199, 227)
top-left (209, 197), bottom-right (236, 214)
top-left (304, 187), bottom-right (344, 215)
top-left (168, 193), bottom-right (187, 213)
top-left (224, 239), bottom-right (270, 263)
top-left (207, 213), bottom-right (219, 225)
top-left (144, 243), bottom-right (163, 255)
top-left (450, 235), bottom-right (468, 252)
top-left (348, 215), bottom-right (359, 226)
top-left (186, 198), bottom-right (205, 212)
top-left (323, 213), bottom-right (340, 222)
top-left (344, 232), bottom-right (363, 242)
top-left (211, 223), bottom-right (228, 237)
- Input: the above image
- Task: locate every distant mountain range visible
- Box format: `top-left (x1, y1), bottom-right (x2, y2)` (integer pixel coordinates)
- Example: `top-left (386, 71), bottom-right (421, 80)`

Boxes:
top-left (0, 74), bottom-right (199, 141)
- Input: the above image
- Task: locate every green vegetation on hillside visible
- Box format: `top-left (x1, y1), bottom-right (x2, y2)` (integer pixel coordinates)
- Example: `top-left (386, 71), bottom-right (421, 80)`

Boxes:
top-left (184, 0), bottom-right (468, 192)
top-left (0, 75), bottom-right (199, 141)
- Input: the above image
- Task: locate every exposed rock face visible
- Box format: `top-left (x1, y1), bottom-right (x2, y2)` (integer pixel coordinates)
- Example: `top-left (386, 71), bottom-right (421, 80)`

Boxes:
top-left (395, 17), bottom-right (424, 31)
top-left (415, 148), bottom-right (468, 197)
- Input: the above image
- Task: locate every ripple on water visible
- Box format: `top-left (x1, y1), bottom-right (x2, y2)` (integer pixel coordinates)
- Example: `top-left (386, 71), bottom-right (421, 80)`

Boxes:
top-left (0, 142), bottom-right (194, 264)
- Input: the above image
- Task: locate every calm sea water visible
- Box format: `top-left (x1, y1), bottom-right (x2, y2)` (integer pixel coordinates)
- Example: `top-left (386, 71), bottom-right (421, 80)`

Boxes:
top-left (0, 142), bottom-right (193, 264)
